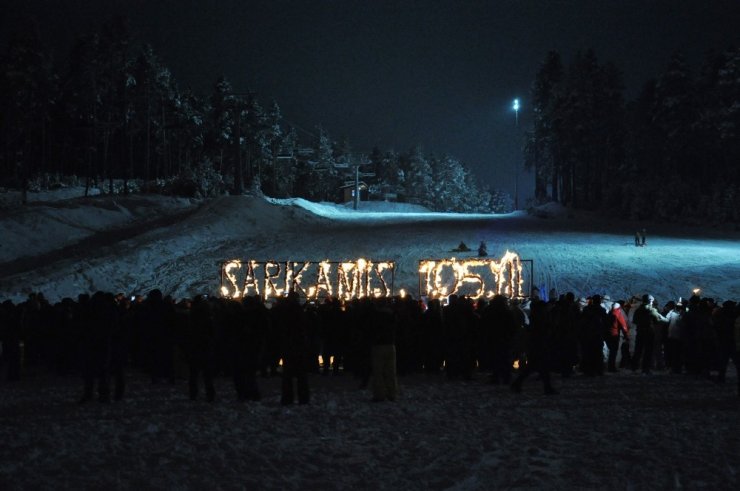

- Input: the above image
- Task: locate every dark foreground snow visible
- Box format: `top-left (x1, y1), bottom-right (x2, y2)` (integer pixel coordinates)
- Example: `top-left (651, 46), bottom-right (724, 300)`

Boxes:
top-left (1, 369), bottom-right (739, 490)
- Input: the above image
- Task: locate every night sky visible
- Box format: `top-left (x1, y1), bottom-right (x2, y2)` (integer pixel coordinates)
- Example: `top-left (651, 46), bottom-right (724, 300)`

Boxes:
top-left (3, 0), bottom-right (739, 199)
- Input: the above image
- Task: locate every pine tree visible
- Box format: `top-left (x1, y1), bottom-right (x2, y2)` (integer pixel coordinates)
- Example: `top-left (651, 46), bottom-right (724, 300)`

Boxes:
top-left (431, 155), bottom-right (468, 211)
top-left (273, 125), bottom-right (297, 197)
top-left (297, 126), bottom-right (338, 201)
top-left (262, 100), bottom-right (284, 196)
top-left (376, 150), bottom-right (403, 199)
top-left (652, 53), bottom-right (699, 183)
top-left (0, 17), bottom-right (57, 201)
top-left (404, 146), bottom-right (433, 206)
top-left (527, 50), bottom-right (563, 202)
top-left (206, 75), bottom-right (235, 179)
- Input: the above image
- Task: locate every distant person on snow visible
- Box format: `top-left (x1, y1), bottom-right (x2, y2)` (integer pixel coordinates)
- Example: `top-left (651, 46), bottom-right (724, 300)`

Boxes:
top-left (454, 241), bottom-right (471, 252)
top-left (634, 231), bottom-right (642, 247)
top-left (641, 229), bottom-right (647, 247)
top-left (478, 241), bottom-right (488, 257)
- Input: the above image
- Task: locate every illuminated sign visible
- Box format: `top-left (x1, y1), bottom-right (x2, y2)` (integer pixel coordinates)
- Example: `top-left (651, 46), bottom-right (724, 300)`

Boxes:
top-left (418, 252), bottom-right (525, 299)
top-left (220, 259), bottom-right (395, 300)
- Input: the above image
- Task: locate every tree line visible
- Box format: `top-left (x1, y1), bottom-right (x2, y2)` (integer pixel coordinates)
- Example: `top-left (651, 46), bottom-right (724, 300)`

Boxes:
top-left (525, 47), bottom-right (740, 224)
top-left (0, 16), bottom-right (508, 213)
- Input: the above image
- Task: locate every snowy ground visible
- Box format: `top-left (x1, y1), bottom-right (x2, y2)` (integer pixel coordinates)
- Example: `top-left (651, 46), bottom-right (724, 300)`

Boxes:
top-left (1, 369), bottom-right (739, 489)
top-left (1, 191), bottom-right (740, 489)
top-left (1, 191), bottom-right (739, 304)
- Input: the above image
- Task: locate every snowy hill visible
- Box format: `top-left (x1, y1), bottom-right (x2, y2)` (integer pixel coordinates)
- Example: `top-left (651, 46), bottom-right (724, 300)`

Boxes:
top-left (1, 193), bottom-right (739, 303)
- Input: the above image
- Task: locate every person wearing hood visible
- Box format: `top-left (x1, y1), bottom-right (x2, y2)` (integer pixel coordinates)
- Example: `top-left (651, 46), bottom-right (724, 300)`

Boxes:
top-left (578, 295), bottom-right (609, 376)
top-left (607, 301), bottom-right (629, 372)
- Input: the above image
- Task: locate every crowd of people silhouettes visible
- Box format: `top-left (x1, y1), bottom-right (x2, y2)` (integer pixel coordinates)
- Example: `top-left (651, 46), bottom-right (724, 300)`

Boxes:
top-left (1, 286), bottom-right (738, 403)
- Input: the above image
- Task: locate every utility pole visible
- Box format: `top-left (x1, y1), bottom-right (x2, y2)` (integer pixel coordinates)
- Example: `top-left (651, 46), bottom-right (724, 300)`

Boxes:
top-left (354, 163), bottom-right (360, 210)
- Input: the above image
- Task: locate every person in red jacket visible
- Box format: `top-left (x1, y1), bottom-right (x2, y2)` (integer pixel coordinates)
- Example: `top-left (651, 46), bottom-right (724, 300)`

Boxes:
top-left (607, 302), bottom-right (630, 372)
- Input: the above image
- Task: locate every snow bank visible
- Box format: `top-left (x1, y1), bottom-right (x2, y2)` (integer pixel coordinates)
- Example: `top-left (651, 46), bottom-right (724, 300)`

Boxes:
top-left (268, 197), bottom-right (506, 222)
top-left (0, 186), bottom-right (101, 209)
top-left (0, 195), bottom-right (195, 264)
top-left (529, 201), bottom-right (571, 219)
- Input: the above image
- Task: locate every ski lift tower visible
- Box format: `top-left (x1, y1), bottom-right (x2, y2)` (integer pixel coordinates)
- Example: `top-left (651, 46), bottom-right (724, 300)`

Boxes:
top-left (352, 155), bottom-right (375, 210)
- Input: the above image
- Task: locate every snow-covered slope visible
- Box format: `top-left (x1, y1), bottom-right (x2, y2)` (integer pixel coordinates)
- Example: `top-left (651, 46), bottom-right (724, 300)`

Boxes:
top-left (267, 197), bottom-right (502, 222)
top-left (1, 194), bottom-right (739, 303)
top-left (0, 195), bottom-right (195, 264)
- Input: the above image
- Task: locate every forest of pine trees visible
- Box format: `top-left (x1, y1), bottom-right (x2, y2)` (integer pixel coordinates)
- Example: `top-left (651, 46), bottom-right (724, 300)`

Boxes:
top-left (525, 47), bottom-right (740, 225)
top-left (0, 17), bottom-right (505, 213)
top-left (3, 17), bottom-right (737, 222)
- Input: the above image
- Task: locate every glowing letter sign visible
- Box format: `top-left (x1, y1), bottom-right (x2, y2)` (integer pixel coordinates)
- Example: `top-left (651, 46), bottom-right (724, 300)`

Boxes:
top-left (221, 259), bottom-right (395, 301)
top-left (418, 251), bottom-right (525, 299)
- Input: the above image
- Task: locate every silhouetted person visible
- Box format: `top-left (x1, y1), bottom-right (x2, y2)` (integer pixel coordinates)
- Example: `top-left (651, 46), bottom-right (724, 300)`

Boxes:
top-left (421, 299), bottom-right (445, 374)
top-left (233, 296), bottom-right (265, 401)
top-left (50, 298), bottom-right (76, 375)
top-left (665, 301), bottom-right (684, 373)
top-left (141, 289), bottom-right (175, 384)
top-left (185, 296), bottom-right (216, 401)
top-left (606, 301), bottom-right (629, 372)
top-left (319, 297), bottom-right (343, 374)
top-left (511, 296), bottom-right (557, 395)
top-left (715, 301), bottom-right (739, 394)
top-left (260, 304), bottom-right (281, 378)
top-left (370, 299), bottom-right (398, 401)
top-left (631, 294), bottom-right (667, 374)
top-left (394, 295), bottom-right (423, 375)
top-left (1, 300), bottom-right (21, 381)
top-left (79, 292), bottom-right (118, 403)
top-left (20, 293), bottom-right (43, 368)
top-left (551, 292), bottom-right (580, 377)
top-left (345, 298), bottom-right (372, 388)
top-left (275, 293), bottom-right (310, 405)
top-left (109, 294), bottom-right (130, 400)
top-left (443, 295), bottom-right (476, 380)
top-left (681, 295), bottom-right (712, 376)
top-left (579, 295), bottom-right (608, 376)
top-left (478, 241), bottom-right (488, 257)
top-left (483, 295), bottom-right (517, 384)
